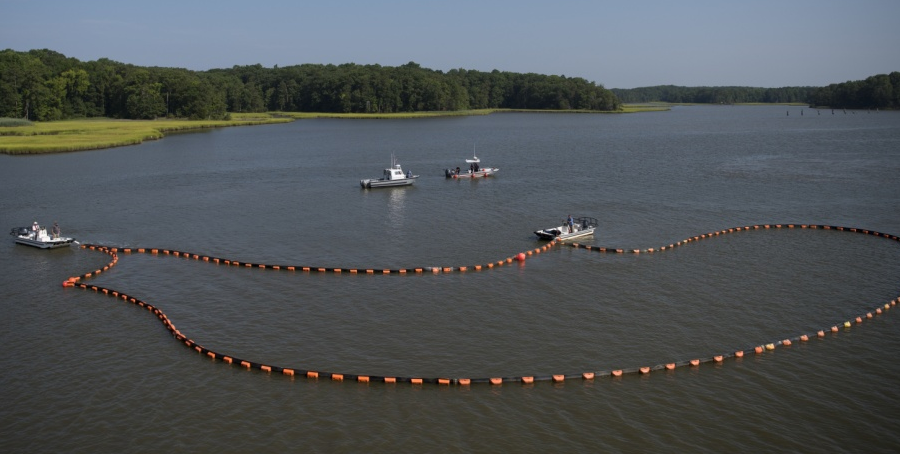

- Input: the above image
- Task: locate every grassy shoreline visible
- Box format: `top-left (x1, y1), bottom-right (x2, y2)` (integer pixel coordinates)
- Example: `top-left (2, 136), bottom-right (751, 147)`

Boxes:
top-left (0, 107), bottom-right (663, 155)
top-left (0, 114), bottom-right (293, 155)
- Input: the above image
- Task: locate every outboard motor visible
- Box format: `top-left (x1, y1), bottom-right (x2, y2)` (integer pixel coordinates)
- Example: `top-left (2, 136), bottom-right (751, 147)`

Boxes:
top-left (11, 227), bottom-right (30, 236)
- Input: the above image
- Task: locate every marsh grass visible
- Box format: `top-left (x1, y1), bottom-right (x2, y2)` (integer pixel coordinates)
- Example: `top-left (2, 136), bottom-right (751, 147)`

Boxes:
top-left (272, 109), bottom-right (497, 119)
top-left (0, 118), bottom-right (34, 127)
top-left (0, 114), bottom-right (292, 155)
top-left (620, 104), bottom-right (671, 112)
top-left (276, 107), bottom-right (645, 118)
top-left (0, 108), bottom-right (637, 154)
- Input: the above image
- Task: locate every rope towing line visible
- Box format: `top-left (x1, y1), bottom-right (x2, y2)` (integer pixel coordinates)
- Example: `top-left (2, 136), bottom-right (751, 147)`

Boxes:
top-left (62, 223), bottom-right (900, 386)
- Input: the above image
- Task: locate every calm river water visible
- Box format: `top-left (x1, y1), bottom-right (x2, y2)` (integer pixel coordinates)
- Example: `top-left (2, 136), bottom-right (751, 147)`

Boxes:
top-left (2, 106), bottom-right (900, 453)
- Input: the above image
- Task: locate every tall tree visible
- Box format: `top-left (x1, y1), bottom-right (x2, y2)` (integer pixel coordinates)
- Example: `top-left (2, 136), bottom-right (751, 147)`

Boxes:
top-left (124, 69), bottom-right (165, 119)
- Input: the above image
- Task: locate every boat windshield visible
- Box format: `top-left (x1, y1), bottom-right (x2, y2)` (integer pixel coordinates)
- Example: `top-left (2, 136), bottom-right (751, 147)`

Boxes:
top-left (573, 217), bottom-right (599, 228)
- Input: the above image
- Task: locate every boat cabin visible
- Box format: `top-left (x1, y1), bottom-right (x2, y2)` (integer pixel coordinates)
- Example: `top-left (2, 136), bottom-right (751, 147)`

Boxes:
top-left (384, 165), bottom-right (407, 180)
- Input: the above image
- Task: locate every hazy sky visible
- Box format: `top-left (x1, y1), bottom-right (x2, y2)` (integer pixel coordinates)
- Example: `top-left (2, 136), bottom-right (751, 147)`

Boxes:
top-left (2, 0), bottom-right (897, 89)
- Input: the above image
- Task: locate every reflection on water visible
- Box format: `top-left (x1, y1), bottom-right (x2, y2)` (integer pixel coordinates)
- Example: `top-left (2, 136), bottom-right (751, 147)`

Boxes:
top-left (387, 187), bottom-right (408, 230)
top-left (358, 186), bottom-right (411, 234)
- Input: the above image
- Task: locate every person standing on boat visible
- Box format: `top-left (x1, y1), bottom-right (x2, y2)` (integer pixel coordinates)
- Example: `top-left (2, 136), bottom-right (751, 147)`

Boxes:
top-left (567, 215), bottom-right (574, 233)
top-left (32, 221), bottom-right (40, 239)
top-left (52, 222), bottom-right (60, 239)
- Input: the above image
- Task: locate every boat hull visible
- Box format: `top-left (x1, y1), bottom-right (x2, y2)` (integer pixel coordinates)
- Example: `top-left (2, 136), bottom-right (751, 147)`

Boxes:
top-left (360, 178), bottom-right (416, 188)
top-left (534, 227), bottom-right (595, 241)
top-left (446, 168), bottom-right (499, 179)
top-left (14, 236), bottom-right (75, 249)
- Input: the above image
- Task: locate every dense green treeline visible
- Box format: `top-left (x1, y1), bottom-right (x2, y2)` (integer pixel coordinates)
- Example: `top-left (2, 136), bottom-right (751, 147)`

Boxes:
top-left (809, 72), bottom-right (900, 109)
top-left (611, 85), bottom-right (816, 104)
top-left (613, 71), bottom-right (900, 109)
top-left (3, 48), bottom-right (894, 121)
top-left (0, 49), bottom-right (620, 121)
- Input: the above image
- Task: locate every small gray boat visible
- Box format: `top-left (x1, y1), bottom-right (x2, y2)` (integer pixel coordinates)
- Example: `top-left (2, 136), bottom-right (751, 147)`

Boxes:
top-left (360, 154), bottom-right (418, 188)
top-left (445, 147), bottom-right (499, 178)
top-left (11, 225), bottom-right (75, 249)
top-left (534, 216), bottom-right (598, 241)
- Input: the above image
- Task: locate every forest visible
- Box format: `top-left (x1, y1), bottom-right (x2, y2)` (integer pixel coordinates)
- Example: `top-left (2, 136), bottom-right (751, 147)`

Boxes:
top-left (613, 72), bottom-right (900, 110)
top-left (1, 49), bottom-right (897, 122)
top-left (0, 49), bottom-right (619, 121)
top-left (611, 85), bottom-right (816, 104)
top-left (807, 72), bottom-right (900, 110)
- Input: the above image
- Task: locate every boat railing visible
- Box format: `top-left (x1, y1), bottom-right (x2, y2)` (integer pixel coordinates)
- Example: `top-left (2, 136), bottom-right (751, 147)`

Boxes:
top-left (572, 217), bottom-right (599, 229)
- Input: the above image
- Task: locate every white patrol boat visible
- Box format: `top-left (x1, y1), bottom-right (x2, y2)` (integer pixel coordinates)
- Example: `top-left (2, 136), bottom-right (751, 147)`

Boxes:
top-left (444, 149), bottom-right (499, 179)
top-left (11, 224), bottom-right (76, 249)
top-left (534, 216), bottom-right (598, 241)
top-left (360, 154), bottom-right (418, 188)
